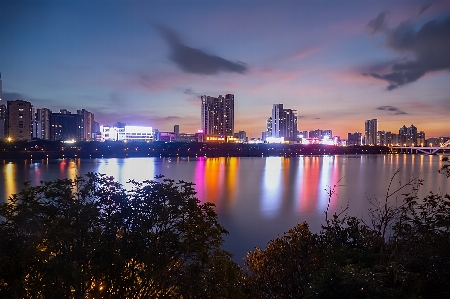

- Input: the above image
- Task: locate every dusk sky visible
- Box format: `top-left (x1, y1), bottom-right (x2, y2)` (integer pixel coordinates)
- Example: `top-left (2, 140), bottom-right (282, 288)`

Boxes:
top-left (1, 0), bottom-right (449, 138)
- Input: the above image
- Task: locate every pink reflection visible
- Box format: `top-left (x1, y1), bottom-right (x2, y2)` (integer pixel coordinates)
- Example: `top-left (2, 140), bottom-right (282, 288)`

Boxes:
top-left (194, 157), bottom-right (206, 203)
top-left (300, 157), bottom-right (320, 211)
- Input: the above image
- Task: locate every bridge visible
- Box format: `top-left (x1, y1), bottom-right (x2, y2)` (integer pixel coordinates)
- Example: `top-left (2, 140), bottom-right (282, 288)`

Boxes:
top-left (392, 140), bottom-right (450, 155)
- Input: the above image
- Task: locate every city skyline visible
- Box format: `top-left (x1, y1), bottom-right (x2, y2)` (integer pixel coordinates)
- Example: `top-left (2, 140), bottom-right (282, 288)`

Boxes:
top-left (1, 1), bottom-right (450, 138)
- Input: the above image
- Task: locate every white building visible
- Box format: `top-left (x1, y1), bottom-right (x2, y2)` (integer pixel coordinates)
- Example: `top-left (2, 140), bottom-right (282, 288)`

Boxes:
top-left (100, 125), bottom-right (153, 142)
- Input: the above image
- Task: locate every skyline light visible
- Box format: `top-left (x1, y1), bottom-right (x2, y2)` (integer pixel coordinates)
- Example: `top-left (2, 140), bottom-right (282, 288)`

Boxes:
top-left (1, 1), bottom-right (449, 138)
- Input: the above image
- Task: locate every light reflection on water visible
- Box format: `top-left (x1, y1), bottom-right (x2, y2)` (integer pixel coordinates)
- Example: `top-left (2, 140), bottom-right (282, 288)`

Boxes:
top-left (1, 155), bottom-right (449, 262)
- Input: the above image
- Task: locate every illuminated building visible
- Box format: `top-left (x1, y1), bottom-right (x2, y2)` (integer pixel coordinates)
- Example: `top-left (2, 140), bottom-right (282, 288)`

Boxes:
top-left (6, 100), bottom-right (32, 141)
top-left (266, 117), bottom-right (272, 137)
top-left (0, 73), bottom-right (2, 102)
top-left (174, 124), bottom-right (179, 138)
top-left (417, 131), bottom-right (426, 147)
top-left (364, 119), bottom-right (378, 145)
top-left (77, 109), bottom-right (95, 141)
top-left (235, 130), bottom-right (247, 142)
top-left (271, 104), bottom-right (297, 141)
top-left (31, 107), bottom-right (42, 139)
top-left (205, 134), bottom-right (239, 143)
top-left (40, 108), bottom-right (52, 140)
top-left (50, 111), bottom-right (83, 141)
top-left (101, 125), bottom-right (154, 142)
top-left (0, 104), bottom-right (5, 139)
top-left (201, 94), bottom-right (234, 135)
top-left (347, 132), bottom-right (362, 146)
top-left (155, 131), bottom-right (175, 142)
top-left (399, 124), bottom-right (418, 146)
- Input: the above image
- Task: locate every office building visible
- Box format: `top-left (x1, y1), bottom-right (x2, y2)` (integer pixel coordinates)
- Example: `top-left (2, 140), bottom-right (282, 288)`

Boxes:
top-left (50, 112), bottom-right (83, 141)
top-left (271, 104), bottom-right (298, 141)
top-left (6, 100), bottom-right (32, 141)
top-left (364, 119), bottom-right (378, 145)
top-left (201, 94), bottom-right (234, 135)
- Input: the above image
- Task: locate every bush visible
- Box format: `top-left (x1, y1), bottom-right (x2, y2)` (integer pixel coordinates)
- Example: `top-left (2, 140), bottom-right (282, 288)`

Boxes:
top-left (0, 173), bottom-right (247, 299)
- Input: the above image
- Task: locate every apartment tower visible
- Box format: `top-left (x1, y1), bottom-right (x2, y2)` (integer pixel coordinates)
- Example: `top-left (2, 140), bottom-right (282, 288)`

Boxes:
top-left (201, 94), bottom-right (234, 135)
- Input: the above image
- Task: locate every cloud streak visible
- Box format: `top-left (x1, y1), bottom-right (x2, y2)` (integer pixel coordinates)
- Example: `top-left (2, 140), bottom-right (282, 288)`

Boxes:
top-left (377, 105), bottom-right (407, 115)
top-left (367, 11), bottom-right (389, 34)
top-left (154, 24), bottom-right (248, 75)
top-left (365, 14), bottom-right (450, 90)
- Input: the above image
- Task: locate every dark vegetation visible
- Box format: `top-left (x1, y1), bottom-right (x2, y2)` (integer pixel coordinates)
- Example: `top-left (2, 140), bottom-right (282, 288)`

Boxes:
top-left (0, 158), bottom-right (449, 298)
top-left (0, 140), bottom-right (390, 160)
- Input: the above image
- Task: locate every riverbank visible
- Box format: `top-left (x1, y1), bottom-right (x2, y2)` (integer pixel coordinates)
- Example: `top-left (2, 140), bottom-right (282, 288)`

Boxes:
top-left (0, 140), bottom-right (392, 160)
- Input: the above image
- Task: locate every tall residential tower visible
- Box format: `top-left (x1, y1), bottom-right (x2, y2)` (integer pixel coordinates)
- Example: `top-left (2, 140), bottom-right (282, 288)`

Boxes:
top-left (364, 119), bottom-right (378, 145)
top-left (201, 94), bottom-right (234, 135)
top-left (271, 104), bottom-right (298, 141)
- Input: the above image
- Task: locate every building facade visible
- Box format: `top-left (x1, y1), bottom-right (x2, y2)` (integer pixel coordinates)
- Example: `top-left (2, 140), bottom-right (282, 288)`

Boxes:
top-left (201, 94), bottom-right (234, 135)
top-left (0, 104), bottom-right (6, 139)
top-left (50, 112), bottom-right (83, 141)
top-left (6, 100), bottom-right (32, 141)
top-left (77, 109), bottom-right (95, 141)
top-left (364, 119), bottom-right (378, 145)
top-left (271, 104), bottom-right (298, 141)
top-left (347, 132), bottom-right (362, 146)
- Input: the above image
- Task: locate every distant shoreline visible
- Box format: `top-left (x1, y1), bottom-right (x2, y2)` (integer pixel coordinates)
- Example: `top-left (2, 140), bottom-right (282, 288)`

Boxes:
top-left (0, 140), bottom-right (418, 160)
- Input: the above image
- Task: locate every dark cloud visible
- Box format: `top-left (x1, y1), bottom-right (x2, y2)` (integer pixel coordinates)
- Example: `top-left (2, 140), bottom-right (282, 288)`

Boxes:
top-left (1, 92), bottom-right (25, 101)
top-left (367, 11), bottom-right (389, 34)
top-left (154, 24), bottom-right (248, 75)
top-left (1, 91), bottom-right (60, 109)
top-left (365, 15), bottom-right (450, 90)
top-left (418, 2), bottom-right (433, 16)
top-left (183, 88), bottom-right (202, 98)
top-left (165, 116), bottom-right (181, 120)
top-left (377, 106), bottom-right (407, 115)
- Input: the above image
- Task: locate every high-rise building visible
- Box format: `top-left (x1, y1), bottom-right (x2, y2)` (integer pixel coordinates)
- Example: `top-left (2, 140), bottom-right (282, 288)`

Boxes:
top-left (266, 117), bottom-right (272, 137)
top-left (174, 124), bottom-right (179, 138)
top-left (271, 104), bottom-right (297, 141)
top-left (0, 104), bottom-right (6, 139)
top-left (417, 131), bottom-right (426, 146)
top-left (50, 112), bottom-right (83, 141)
top-left (6, 100), bottom-right (32, 141)
top-left (0, 72), bottom-right (3, 102)
top-left (77, 109), bottom-right (95, 141)
top-left (364, 119), bottom-right (378, 145)
top-left (201, 94), bottom-right (234, 135)
top-left (347, 132), bottom-right (362, 146)
top-left (398, 124), bottom-right (418, 146)
top-left (40, 108), bottom-right (52, 140)
top-left (31, 106), bottom-right (42, 139)
top-left (322, 130), bottom-right (333, 139)
top-left (407, 124), bottom-right (418, 146)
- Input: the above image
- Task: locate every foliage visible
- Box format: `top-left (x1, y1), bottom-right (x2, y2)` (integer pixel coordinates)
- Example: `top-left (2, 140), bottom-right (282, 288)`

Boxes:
top-left (0, 173), bottom-right (247, 299)
top-left (439, 156), bottom-right (450, 178)
top-left (245, 170), bottom-right (450, 299)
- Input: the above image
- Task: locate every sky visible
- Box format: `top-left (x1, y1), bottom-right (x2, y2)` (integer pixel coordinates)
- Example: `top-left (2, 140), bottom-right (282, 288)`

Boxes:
top-left (1, 0), bottom-right (449, 139)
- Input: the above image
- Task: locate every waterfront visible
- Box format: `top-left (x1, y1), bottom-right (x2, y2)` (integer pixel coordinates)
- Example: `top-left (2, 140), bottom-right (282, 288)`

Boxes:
top-left (1, 155), bottom-right (449, 263)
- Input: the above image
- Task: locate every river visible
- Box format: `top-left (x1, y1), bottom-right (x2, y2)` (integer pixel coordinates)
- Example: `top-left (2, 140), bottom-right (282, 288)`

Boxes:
top-left (1, 155), bottom-right (449, 263)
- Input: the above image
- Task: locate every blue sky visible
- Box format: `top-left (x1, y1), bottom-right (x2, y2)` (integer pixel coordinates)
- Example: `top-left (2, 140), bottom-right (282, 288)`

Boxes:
top-left (1, 0), bottom-right (449, 138)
